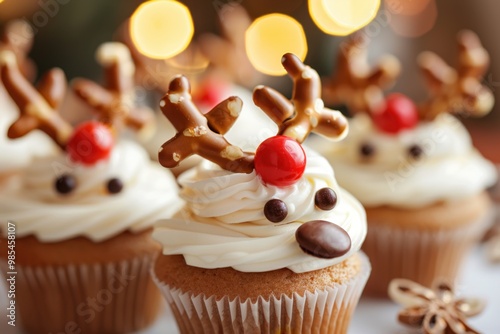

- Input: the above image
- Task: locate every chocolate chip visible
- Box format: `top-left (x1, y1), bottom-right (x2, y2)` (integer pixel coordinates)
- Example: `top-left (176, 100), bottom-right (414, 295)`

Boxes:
top-left (408, 144), bottom-right (423, 159)
top-left (55, 174), bottom-right (76, 194)
top-left (264, 199), bottom-right (288, 223)
top-left (315, 187), bottom-right (337, 210)
top-left (107, 178), bottom-right (124, 194)
top-left (360, 142), bottom-right (375, 157)
top-left (295, 220), bottom-right (351, 259)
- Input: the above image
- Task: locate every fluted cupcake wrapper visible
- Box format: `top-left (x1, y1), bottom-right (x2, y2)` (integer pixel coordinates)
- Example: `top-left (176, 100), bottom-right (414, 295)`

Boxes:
top-left (363, 209), bottom-right (494, 297)
top-left (153, 252), bottom-right (370, 334)
top-left (1, 254), bottom-right (162, 334)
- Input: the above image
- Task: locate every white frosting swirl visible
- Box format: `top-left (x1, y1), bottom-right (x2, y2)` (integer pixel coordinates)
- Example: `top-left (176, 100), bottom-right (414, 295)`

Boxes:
top-left (0, 85), bottom-right (58, 176)
top-left (310, 114), bottom-right (497, 208)
top-left (153, 149), bottom-right (367, 273)
top-left (0, 140), bottom-right (183, 242)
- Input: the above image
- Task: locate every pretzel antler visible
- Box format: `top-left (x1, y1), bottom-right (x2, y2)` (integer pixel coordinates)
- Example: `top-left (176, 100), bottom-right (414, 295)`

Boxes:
top-left (0, 20), bottom-right (36, 80)
top-left (158, 75), bottom-right (254, 173)
top-left (73, 42), bottom-right (153, 133)
top-left (322, 35), bottom-right (401, 114)
top-left (198, 3), bottom-right (261, 88)
top-left (418, 30), bottom-right (494, 120)
top-left (0, 50), bottom-right (72, 149)
top-left (253, 53), bottom-right (348, 143)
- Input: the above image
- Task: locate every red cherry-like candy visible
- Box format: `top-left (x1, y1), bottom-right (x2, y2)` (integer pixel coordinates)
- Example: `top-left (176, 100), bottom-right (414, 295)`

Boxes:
top-left (372, 93), bottom-right (419, 134)
top-left (254, 135), bottom-right (306, 187)
top-left (193, 78), bottom-right (229, 112)
top-left (67, 121), bottom-right (114, 165)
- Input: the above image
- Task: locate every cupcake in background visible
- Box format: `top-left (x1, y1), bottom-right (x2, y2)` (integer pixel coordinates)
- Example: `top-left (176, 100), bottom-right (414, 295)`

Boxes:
top-left (310, 31), bottom-right (497, 297)
top-left (0, 42), bottom-right (183, 333)
top-left (0, 20), bottom-right (57, 187)
top-left (152, 53), bottom-right (370, 333)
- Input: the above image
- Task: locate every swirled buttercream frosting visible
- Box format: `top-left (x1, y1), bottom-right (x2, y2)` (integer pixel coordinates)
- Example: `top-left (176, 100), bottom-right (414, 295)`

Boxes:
top-left (0, 140), bottom-right (183, 242)
top-left (310, 114), bottom-right (497, 208)
top-left (153, 149), bottom-right (367, 273)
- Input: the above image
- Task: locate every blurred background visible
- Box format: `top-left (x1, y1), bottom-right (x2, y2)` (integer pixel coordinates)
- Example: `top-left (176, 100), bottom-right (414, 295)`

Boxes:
top-left (1, 0), bottom-right (498, 161)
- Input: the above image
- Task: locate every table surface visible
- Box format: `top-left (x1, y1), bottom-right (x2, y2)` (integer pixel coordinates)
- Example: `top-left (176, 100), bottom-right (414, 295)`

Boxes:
top-left (2, 245), bottom-right (499, 334)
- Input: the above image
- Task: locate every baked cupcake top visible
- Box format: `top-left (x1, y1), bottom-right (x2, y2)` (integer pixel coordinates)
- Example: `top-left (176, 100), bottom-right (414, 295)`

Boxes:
top-left (312, 30), bottom-right (497, 209)
top-left (0, 42), bottom-right (183, 242)
top-left (154, 53), bottom-right (367, 273)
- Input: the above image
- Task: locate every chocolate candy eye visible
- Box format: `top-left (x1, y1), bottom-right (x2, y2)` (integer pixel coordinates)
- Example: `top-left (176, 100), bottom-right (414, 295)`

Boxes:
top-left (315, 187), bottom-right (337, 211)
top-left (264, 199), bottom-right (288, 223)
top-left (107, 178), bottom-right (124, 194)
top-left (55, 174), bottom-right (77, 194)
top-left (408, 144), bottom-right (423, 159)
top-left (359, 142), bottom-right (375, 158)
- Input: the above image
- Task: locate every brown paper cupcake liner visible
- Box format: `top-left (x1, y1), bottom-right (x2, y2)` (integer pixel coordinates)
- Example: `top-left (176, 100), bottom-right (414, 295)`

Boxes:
top-left (362, 209), bottom-right (494, 297)
top-left (153, 252), bottom-right (370, 334)
top-left (0, 253), bottom-right (162, 334)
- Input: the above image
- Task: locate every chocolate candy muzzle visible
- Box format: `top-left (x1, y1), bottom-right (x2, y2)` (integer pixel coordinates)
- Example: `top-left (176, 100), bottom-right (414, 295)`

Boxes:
top-left (295, 220), bottom-right (351, 259)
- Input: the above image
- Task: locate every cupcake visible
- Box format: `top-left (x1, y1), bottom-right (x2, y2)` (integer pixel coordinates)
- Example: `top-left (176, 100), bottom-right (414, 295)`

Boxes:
top-left (0, 20), bottom-right (57, 187)
top-left (312, 31), bottom-right (497, 296)
top-left (152, 54), bottom-right (370, 333)
top-left (0, 43), bottom-right (183, 333)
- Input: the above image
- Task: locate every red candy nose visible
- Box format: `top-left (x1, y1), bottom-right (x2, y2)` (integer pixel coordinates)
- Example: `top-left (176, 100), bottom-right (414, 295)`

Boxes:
top-left (254, 135), bottom-right (306, 187)
top-left (372, 93), bottom-right (419, 134)
top-left (67, 121), bottom-right (114, 165)
top-left (193, 79), bottom-right (229, 112)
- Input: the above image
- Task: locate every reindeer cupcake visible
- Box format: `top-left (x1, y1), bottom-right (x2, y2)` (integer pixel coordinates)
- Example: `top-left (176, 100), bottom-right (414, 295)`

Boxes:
top-left (0, 20), bottom-right (57, 187)
top-left (0, 42), bottom-right (183, 333)
top-left (311, 31), bottom-right (497, 297)
top-left (152, 53), bottom-right (370, 334)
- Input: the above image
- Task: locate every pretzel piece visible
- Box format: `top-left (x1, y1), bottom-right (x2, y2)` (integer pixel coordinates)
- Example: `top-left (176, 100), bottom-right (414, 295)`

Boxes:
top-left (418, 30), bottom-right (494, 120)
top-left (254, 53), bottom-right (348, 143)
top-left (0, 50), bottom-right (72, 148)
top-left (0, 20), bottom-right (36, 80)
top-left (73, 42), bottom-right (153, 132)
top-left (158, 75), bottom-right (254, 173)
top-left (198, 3), bottom-right (260, 88)
top-left (322, 35), bottom-right (400, 114)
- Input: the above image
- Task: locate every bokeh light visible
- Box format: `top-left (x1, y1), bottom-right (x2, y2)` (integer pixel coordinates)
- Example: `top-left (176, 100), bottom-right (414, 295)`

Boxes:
top-left (325, 0), bottom-right (380, 29)
top-left (130, 0), bottom-right (194, 59)
top-left (245, 14), bottom-right (307, 76)
top-left (309, 0), bottom-right (380, 36)
top-left (309, 0), bottom-right (354, 36)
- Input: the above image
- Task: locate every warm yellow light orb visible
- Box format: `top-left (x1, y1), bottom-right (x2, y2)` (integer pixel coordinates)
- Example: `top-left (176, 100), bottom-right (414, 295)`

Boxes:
top-left (245, 14), bottom-right (307, 76)
top-left (325, 0), bottom-right (380, 29)
top-left (309, 0), bottom-right (381, 36)
top-left (130, 0), bottom-right (194, 59)
top-left (308, 0), bottom-right (354, 36)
